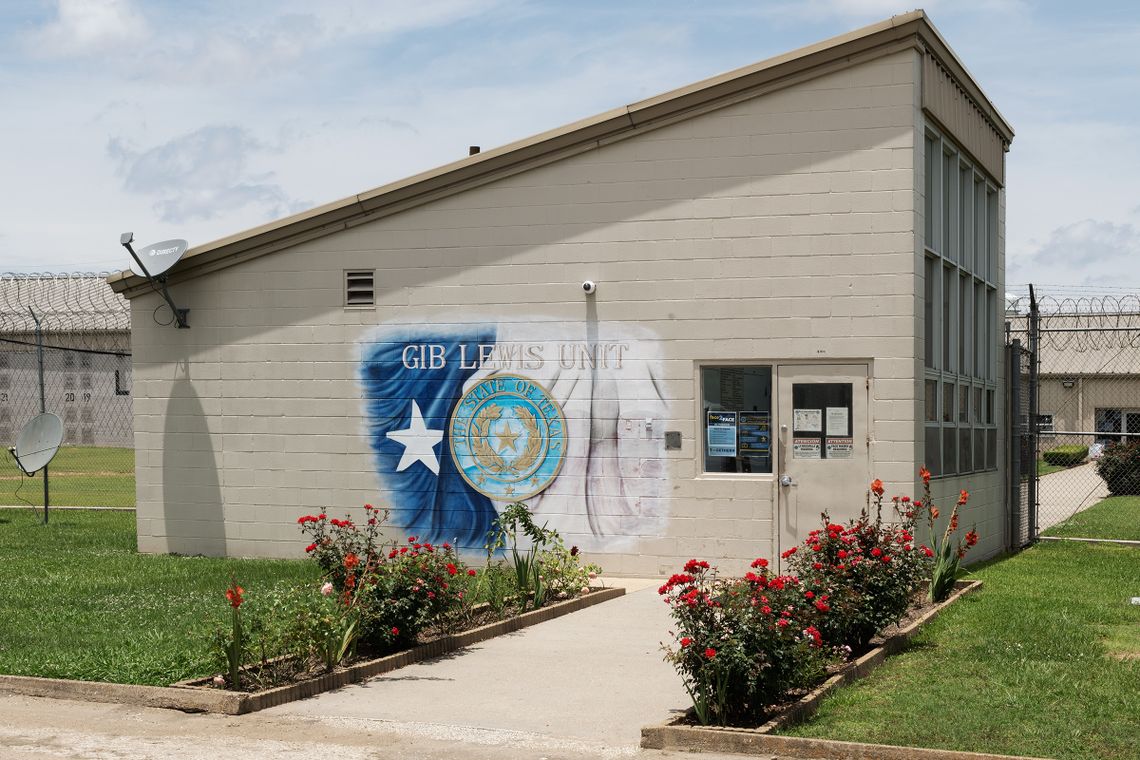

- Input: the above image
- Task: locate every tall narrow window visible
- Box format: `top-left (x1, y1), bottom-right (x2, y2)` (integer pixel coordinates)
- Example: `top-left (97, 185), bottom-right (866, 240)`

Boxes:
top-left (922, 127), bottom-right (1000, 479)
top-left (925, 257), bottom-right (936, 369)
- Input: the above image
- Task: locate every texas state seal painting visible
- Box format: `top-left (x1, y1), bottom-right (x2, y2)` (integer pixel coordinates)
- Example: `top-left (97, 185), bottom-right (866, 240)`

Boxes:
top-left (449, 373), bottom-right (567, 500)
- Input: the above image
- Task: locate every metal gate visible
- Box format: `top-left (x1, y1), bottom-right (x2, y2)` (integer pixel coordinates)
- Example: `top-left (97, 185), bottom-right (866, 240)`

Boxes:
top-left (1007, 287), bottom-right (1140, 544)
top-left (1007, 336), bottom-right (1036, 548)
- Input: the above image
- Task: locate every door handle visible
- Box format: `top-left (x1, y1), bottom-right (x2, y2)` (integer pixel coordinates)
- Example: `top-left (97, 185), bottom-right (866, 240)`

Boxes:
top-left (780, 474), bottom-right (794, 487)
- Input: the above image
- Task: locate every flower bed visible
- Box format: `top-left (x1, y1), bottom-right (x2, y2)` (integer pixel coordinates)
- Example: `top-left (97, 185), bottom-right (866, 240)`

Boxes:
top-left (641, 580), bottom-right (983, 757)
top-left (655, 469), bottom-right (981, 730)
top-left (199, 501), bottom-right (607, 699)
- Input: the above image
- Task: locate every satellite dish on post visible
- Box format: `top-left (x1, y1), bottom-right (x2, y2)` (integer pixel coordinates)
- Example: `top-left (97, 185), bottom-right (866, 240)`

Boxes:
top-left (120, 232), bottom-right (191, 328)
top-left (127, 238), bottom-right (188, 278)
top-left (11, 413), bottom-right (63, 476)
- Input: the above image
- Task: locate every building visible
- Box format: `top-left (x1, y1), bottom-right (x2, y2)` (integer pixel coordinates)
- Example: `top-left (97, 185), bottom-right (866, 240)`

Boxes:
top-left (1008, 308), bottom-right (1140, 449)
top-left (110, 11), bottom-right (1013, 575)
top-left (0, 274), bottom-right (132, 449)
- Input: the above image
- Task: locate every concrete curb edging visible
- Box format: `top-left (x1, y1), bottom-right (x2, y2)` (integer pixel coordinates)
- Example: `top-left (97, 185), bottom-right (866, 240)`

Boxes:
top-left (642, 580), bottom-right (990, 758)
top-left (639, 729), bottom-right (1046, 760)
top-left (0, 586), bottom-right (625, 716)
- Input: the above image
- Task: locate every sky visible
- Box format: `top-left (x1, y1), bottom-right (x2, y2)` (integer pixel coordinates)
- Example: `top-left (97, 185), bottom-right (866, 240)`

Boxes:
top-left (1, 0), bottom-right (1138, 299)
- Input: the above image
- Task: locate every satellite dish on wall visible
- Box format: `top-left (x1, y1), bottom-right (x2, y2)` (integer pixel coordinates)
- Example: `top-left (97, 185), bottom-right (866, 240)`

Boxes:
top-left (127, 238), bottom-right (189, 278)
top-left (11, 413), bottom-right (64, 476)
top-left (120, 232), bottom-right (191, 328)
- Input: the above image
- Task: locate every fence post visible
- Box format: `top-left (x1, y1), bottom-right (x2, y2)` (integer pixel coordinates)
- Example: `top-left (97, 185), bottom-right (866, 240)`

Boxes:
top-left (1027, 286), bottom-right (1040, 542)
top-left (1008, 340), bottom-right (1021, 549)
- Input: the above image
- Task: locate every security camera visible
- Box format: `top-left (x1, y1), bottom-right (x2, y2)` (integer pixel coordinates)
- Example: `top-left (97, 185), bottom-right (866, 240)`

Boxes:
top-left (582, 280), bottom-right (597, 294)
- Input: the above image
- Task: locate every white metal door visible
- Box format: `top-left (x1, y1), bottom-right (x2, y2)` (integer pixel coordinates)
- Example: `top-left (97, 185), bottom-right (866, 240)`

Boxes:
top-left (776, 364), bottom-right (870, 564)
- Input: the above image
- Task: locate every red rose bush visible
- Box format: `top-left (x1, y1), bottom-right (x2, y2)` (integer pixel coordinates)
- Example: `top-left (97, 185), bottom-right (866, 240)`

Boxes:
top-left (662, 469), bottom-right (978, 725)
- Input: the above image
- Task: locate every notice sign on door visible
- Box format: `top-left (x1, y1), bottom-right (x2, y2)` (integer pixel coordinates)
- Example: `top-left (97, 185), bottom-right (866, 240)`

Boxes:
top-left (793, 408), bottom-right (822, 432)
top-left (826, 407), bottom-right (849, 436)
top-left (707, 411), bottom-right (738, 457)
top-left (792, 437), bottom-right (821, 459)
top-left (825, 437), bottom-right (853, 459)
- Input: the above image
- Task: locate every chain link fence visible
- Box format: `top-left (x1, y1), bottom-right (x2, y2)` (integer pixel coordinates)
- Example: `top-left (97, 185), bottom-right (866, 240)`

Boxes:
top-left (0, 273), bottom-right (133, 509)
top-left (1007, 290), bottom-right (1140, 542)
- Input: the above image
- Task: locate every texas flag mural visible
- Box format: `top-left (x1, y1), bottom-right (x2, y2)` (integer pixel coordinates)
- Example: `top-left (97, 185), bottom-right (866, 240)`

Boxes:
top-left (359, 319), bottom-right (670, 552)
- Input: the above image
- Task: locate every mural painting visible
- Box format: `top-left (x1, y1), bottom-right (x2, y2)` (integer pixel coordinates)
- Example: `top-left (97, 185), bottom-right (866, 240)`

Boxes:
top-left (359, 321), bottom-right (670, 551)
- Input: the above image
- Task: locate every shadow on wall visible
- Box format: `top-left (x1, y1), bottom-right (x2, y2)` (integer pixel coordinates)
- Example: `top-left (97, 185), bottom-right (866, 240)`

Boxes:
top-left (161, 373), bottom-right (225, 555)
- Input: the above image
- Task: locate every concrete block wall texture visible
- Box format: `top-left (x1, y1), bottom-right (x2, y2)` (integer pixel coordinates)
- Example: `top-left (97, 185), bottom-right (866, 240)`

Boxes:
top-left (130, 46), bottom-right (1006, 574)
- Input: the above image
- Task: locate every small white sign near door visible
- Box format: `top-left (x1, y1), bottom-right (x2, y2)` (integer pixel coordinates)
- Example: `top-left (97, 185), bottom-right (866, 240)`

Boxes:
top-left (826, 407), bottom-right (849, 435)
top-left (792, 437), bottom-right (821, 459)
top-left (825, 437), bottom-right (853, 459)
top-left (793, 408), bottom-right (822, 432)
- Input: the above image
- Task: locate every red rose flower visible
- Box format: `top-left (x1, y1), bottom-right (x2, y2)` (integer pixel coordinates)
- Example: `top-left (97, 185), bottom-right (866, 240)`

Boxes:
top-left (467, 568), bottom-right (477, 576)
top-left (446, 563), bottom-right (458, 576)
top-left (225, 583), bottom-right (244, 608)
top-left (680, 637), bottom-right (692, 647)
top-left (704, 648), bottom-right (717, 659)
top-left (871, 479), bottom-right (884, 497)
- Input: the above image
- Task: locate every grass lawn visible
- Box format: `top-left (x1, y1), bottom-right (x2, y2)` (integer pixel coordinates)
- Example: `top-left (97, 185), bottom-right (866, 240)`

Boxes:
top-left (1043, 495), bottom-right (1140, 541)
top-left (0, 446), bottom-right (135, 508)
top-left (778, 541), bottom-right (1140, 759)
top-left (1037, 459), bottom-right (1066, 477)
top-left (0, 508), bottom-right (318, 686)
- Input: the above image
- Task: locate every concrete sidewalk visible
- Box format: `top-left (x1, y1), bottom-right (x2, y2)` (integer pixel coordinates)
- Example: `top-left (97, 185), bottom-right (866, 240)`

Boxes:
top-left (267, 578), bottom-right (691, 756)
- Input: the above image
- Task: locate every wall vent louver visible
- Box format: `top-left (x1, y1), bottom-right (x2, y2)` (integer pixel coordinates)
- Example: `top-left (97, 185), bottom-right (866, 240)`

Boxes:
top-left (345, 270), bottom-right (375, 307)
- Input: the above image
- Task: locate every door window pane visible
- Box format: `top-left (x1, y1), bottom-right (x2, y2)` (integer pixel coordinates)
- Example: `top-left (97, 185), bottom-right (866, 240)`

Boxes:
top-left (986, 428), bottom-right (997, 469)
top-left (974, 427), bottom-right (985, 472)
top-left (925, 379), bottom-right (937, 422)
top-left (959, 428), bottom-right (971, 473)
top-left (943, 382), bottom-right (955, 423)
top-left (959, 384), bottom-right (969, 423)
top-left (792, 382), bottom-right (853, 460)
top-left (702, 366), bottom-right (772, 473)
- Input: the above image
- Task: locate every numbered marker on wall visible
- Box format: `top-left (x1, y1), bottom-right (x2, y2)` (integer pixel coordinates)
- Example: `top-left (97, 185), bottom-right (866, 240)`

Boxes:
top-left (11, 412), bottom-right (64, 475)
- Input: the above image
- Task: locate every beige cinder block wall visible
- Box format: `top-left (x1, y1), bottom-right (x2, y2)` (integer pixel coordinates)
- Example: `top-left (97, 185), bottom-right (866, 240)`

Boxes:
top-left (131, 45), bottom-right (1004, 574)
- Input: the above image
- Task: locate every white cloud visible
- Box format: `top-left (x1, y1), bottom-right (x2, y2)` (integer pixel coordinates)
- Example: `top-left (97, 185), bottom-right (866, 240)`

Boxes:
top-left (30, 0), bottom-right (148, 56)
top-left (107, 126), bottom-right (308, 224)
top-left (1008, 219), bottom-right (1140, 289)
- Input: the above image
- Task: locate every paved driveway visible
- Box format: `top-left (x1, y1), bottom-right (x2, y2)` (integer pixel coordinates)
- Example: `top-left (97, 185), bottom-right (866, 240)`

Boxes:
top-left (1036, 461), bottom-right (1109, 532)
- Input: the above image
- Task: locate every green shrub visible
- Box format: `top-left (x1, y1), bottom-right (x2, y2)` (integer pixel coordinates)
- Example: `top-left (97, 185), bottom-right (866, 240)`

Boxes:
top-left (1042, 444), bottom-right (1088, 467)
top-left (1095, 440), bottom-right (1140, 495)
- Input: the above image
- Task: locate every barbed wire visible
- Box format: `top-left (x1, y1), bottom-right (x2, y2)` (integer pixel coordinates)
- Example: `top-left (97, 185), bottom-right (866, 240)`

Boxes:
top-left (0, 272), bottom-right (130, 339)
top-left (1006, 293), bottom-right (1140, 353)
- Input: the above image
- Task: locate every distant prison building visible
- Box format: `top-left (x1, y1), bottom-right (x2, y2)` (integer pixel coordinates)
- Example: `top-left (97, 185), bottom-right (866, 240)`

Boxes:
top-left (0, 273), bottom-right (132, 448)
